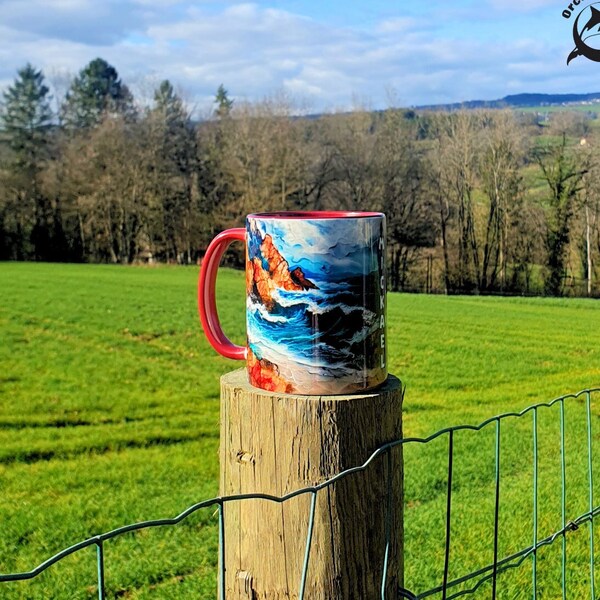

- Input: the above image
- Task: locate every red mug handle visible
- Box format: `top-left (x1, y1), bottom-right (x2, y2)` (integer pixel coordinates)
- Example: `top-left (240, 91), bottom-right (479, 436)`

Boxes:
top-left (198, 228), bottom-right (246, 360)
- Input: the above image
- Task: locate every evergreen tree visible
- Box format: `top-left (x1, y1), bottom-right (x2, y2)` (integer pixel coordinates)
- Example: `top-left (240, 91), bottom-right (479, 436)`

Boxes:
top-left (214, 84), bottom-right (233, 118)
top-left (151, 79), bottom-right (195, 174)
top-left (1, 63), bottom-right (53, 170)
top-left (61, 58), bottom-right (136, 129)
top-left (154, 80), bottom-right (185, 123)
top-left (0, 63), bottom-right (56, 260)
top-left (148, 80), bottom-right (198, 262)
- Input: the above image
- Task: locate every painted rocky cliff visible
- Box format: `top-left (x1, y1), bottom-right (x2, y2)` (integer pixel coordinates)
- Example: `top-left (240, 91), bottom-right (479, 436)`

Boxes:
top-left (247, 233), bottom-right (317, 310)
top-left (246, 228), bottom-right (317, 393)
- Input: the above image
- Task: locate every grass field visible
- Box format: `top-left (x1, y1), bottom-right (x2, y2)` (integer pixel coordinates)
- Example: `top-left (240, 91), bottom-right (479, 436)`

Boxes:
top-left (1, 263), bottom-right (600, 598)
top-left (518, 103), bottom-right (600, 117)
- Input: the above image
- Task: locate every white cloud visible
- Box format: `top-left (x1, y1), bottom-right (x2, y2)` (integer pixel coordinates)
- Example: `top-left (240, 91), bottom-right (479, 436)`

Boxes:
top-left (376, 17), bottom-right (422, 34)
top-left (0, 1), bottom-right (594, 113)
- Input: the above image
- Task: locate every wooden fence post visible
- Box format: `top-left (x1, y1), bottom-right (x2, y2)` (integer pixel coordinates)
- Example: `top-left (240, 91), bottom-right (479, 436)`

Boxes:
top-left (219, 368), bottom-right (404, 599)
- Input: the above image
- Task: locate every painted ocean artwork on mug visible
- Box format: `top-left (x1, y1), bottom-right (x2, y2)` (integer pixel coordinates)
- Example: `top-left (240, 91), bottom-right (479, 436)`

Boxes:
top-left (246, 215), bottom-right (387, 395)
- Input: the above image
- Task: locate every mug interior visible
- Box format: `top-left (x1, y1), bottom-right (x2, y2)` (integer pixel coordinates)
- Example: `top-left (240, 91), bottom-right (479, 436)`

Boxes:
top-left (247, 211), bottom-right (383, 220)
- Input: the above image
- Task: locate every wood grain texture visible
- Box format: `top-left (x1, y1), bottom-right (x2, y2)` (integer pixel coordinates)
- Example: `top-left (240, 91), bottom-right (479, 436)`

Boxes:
top-left (220, 369), bottom-right (404, 599)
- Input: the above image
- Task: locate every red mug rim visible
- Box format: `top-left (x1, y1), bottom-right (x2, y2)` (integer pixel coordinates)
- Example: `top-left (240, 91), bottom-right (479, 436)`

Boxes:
top-left (247, 211), bottom-right (384, 220)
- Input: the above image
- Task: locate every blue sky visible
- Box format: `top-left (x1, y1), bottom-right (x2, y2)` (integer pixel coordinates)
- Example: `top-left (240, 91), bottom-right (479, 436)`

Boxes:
top-left (0, 0), bottom-right (598, 114)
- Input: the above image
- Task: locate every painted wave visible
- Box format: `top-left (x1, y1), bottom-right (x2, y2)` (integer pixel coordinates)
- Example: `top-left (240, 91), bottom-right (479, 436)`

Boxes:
top-left (247, 277), bottom-right (379, 382)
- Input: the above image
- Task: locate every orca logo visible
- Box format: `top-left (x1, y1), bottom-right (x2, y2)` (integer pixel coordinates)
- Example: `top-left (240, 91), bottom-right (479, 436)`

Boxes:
top-left (567, 3), bottom-right (600, 64)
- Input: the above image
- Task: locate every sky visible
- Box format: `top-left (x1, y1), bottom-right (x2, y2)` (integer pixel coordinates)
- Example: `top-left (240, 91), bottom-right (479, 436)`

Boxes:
top-left (0, 0), bottom-right (599, 114)
top-left (253, 216), bottom-right (381, 278)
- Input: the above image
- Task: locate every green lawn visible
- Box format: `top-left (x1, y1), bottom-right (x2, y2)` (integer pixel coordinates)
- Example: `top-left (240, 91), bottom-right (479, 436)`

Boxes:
top-left (0, 263), bottom-right (599, 598)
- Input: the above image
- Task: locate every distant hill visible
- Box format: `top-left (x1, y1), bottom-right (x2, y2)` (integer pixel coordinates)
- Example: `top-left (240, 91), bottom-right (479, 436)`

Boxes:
top-left (416, 92), bottom-right (600, 111)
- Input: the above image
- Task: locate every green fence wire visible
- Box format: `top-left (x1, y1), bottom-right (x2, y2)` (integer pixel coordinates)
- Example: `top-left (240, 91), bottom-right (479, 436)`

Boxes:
top-left (1, 388), bottom-right (599, 599)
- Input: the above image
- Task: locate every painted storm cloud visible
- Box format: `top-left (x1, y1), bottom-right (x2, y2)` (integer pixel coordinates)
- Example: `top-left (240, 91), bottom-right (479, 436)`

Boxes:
top-left (245, 215), bottom-right (386, 395)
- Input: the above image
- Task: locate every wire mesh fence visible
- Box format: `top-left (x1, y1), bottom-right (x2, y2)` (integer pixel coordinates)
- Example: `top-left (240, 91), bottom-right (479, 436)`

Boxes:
top-left (1, 388), bottom-right (599, 599)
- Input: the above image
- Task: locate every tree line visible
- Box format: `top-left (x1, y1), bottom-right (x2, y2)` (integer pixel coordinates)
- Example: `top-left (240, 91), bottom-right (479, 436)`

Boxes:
top-left (1, 58), bottom-right (599, 296)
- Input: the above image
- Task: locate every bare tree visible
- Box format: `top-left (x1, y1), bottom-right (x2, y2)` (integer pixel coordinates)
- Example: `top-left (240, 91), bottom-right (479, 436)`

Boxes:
top-left (57, 117), bottom-right (153, 263)
top-left (429, 112), bottom-right (481, 292)
top-left (548, 111), bottom-right (591, 140)
top-left (376, 109), bottom-right (436, 291)
top-left (208, 96), bottom-right (313, 223)
top-left (478, 111), bottom-right (526, 291)
top-left (534, 133), bottom-right (590, 295)
top-left (319, 110), bottom-right (382, 210)
top-left (576, 147), bottom-right (600, 296)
